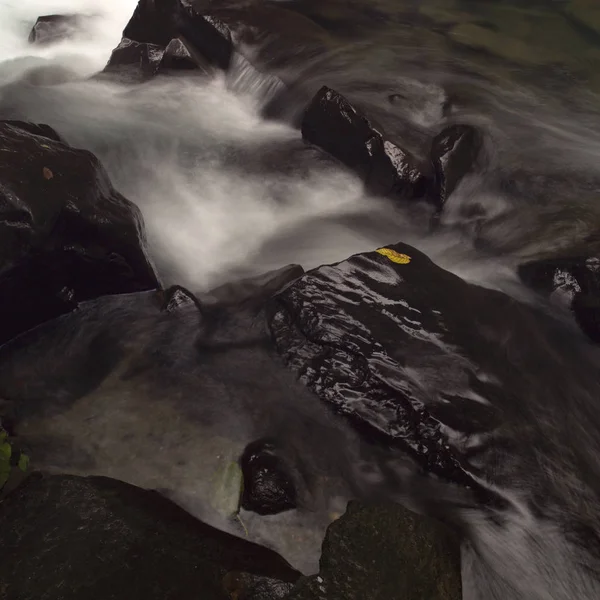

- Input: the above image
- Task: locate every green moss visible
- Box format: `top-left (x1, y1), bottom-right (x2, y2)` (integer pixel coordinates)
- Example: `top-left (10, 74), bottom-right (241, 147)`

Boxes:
top-left (17, 453), bottom-right (29, 472)
top-left (0, 430), bottom-right (11, 490)
top-left (210, 460), bottom-right (243, 520)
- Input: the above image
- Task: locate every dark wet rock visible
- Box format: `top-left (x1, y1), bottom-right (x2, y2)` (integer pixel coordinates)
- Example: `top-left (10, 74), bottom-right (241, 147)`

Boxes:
top-left (108, 0), bottom-right (233, 79)
top-left (175, 13), bottom-right (234, 71)
top-left (0, 474), bottom-right (300, 600)
top-left (0, 120), bottom-right (158, 346)
top-left (285, 501), bottom-right (461, 600)
top-left (103, 38), bottom-right (166, 82)
top-left (266, 242), bottom-right (518, 491)
top-left (301, 86), bottom-right (430, 200)
top-left (431, 124), bottom-right (482, 209)
top-left (241, 439), bottom-right (297, 516)
top-left (518, 255), bottom-right (600, 342)
top-left (28, 14), bottom-right (81, 46)
top-left (122, 0), bottom-right (181, 47)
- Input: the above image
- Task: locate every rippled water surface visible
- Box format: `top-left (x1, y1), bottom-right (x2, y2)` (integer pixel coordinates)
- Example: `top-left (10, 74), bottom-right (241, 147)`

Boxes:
top-left (2, 1), bottom-right (600, 598)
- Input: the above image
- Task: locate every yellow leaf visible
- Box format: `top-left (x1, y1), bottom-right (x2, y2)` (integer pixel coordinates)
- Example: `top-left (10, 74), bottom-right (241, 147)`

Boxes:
top-left (376, 247), bottom-right (411, 264)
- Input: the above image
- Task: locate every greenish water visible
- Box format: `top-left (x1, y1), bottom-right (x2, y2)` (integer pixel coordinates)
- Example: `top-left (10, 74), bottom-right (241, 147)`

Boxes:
top-left (283, 0), bottom-right (600, 98)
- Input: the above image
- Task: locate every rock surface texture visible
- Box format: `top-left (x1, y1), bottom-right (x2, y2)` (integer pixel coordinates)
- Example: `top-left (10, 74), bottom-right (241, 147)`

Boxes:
top-left (0, 474), bottom-right (300, 600)
top-left (287, 501), bottom-right (461, 600)
top-left (0, 121), bottom-right (159, 346)
top-left (301, 86), bottom-right (430, 201)
top-left (28, 15), bottom-right (82, 46)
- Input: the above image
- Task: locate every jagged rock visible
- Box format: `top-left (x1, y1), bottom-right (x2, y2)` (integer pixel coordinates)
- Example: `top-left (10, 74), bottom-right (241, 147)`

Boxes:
top-left (518, 255), bottom-right (600, 342)
top-left (0, 474), bottom-right (300, 600)
top-left (118, 0), bottom-right (233, 70)
top-left (301, 86), bottom-right (430, 200)
top-left (241, 439), bottom-right (297, 516)
top-left (160, 284), bottom-right (203, 312)
top-left (158, 38), bottom-right (205, 73)
top-left (28, 14), bottom-right (81, 45)
top-left (285, 501), bottom-right (461, 600)
top-left (0, 120), bottom-right (158, 346)
top-left (103, 38), bottom-right (166, 82)
top-left (431, 124), bottom-right (482, 209)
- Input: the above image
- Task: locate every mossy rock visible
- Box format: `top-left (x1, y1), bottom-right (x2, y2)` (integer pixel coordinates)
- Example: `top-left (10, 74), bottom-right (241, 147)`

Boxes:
top-left (285, 501), bottom-right (461, 600)
top-left (0, 427), bottom-right (30, 497)
top-left (0, 474), bottom-right (299, 600)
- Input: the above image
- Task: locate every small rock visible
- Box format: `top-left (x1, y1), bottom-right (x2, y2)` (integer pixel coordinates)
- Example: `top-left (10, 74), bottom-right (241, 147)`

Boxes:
top-left (430, 124), bottom-right (482, 209)
top-left (28, 14), bottom-right (81, 46)
top-left (161, 284), bottom-right (202, 312)
top-left (158, 38), bottom-right (205, 73)
top-left (284, 501), bottom-right (461, 600)
top-left (241, 439), bottom-right (297, 516)
top-left (301, 86), bottom-right (430, 200)
top-left (518, 255), bottom-right (600, 342)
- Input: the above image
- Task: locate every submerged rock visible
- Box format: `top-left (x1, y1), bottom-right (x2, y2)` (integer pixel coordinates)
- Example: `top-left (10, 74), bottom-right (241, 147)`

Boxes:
top-left (301, 86), bottom-right (430, 200)
top-left (0, 269), bottom-right (362, 573)
top-left (430, 124), bottom-right (482, 210)
top-left (518, 254), bottom-right (600, 342)
top-left (0, 474), bottom-right (300, 600)
top-left (0, 120), bottom-right (158, 346)
top-left (28, 14), bottom-right (82, 46)
top-left (286, 501), bottom-right (461, 600)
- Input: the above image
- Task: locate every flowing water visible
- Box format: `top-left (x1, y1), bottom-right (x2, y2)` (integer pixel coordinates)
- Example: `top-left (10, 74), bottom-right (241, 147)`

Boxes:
top-left (2, 0), bottom-right (600, 597)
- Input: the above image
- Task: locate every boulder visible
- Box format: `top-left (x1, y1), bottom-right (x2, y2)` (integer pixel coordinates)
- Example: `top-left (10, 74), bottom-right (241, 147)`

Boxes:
top-left (102, 37), bottom-right (166, 82)
top-left (0, 120), bottom-right (158, 346)
top-left (28, 14), bottom-right (81, 46)
top-left (518, 255), bottom-right (600, 342)
top-left (430, 124), bottom-right (482, 210)
top-left (301, 86), bottom-right (430, 200)
top-left (266, 241), bottom-right (600, 499)
top-left (0, 474), bottom-right (300, 600)
top-left (102, 1), bottom-right (233, 80)
top-left (118, 0), bottom-right (233, 69)
top-left (285, 501), bottom-right (461, 600)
